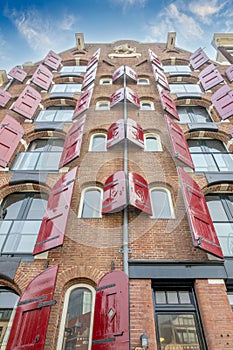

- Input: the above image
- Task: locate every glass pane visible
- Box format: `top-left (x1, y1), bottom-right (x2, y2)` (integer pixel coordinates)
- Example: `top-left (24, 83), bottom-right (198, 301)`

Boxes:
top-left (177, 107), bottom-right (191, 123)
top-left (190, 106), bottom-right (211, 122)
top-left (214, 154), bottom-right (233, 172)
top-left (36, 152), bottom-right (61, 170)
top-left (157, 314), bottom-right (201, 350)
top-left (204, 140), bottom-right (226, 153)
top-left (0, 290), bottom-right (18, 308)
top-left (65, 84), bottom-right (82, 93)
top-left (28, 139), bottom-right (48, 152)
top-left (191, 153), bottom-right (218, 172)
top-left (54, 110), bottom-right (73, 122)
top-left (36, 110), bottom-right (55, 122)
top-left (1, 194), bottom-right (26, 219)
top-left (179, 291), bottom-right (191, 304)
top-left (213, 222), bottom-right (233, 256)
top-left (188, 140), bottom-right (202, 152)
top-left (145, 137), bottom-right (160, 151)
top-left (11, 152), bottom-right (39, 171)
top-left (170, 84), bottom-right (185, 93)
top-left (51, 84), bottom-right (66, 93)
top-left (185, 84), bottom-right (202, 93)
top-left (163, 65), bottom-right (191, 73)
top-left (82, 190), bottom-right (101, 218)
top-left (91, 136), bottom-right (106, 152)
top-left (26, 196), bottom-right (47, 219)
top-left (60, 66), bottom-right (87, 73)
top-left (227, 292), bottom-right (233, 307)
top-left (151, 189), bottom-right (172, 218)
top-left (206, 196), bottom-right (228, 221)
top-left (63, 288), bottom-right (92, 350)
top-left (167, 291), bottom-right (179, 304)
top-left (155, 291), bottom-right (166, 304)
top-left (141, 103), bottom-right (152, 110)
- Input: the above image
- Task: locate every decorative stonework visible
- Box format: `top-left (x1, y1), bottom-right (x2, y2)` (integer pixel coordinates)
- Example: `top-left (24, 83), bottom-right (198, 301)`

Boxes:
top-left (108, 43), bottom-right (141, 58)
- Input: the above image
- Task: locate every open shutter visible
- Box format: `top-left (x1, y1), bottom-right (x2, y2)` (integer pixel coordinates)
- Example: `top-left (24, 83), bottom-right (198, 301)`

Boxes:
top-left (10, 86), bottom-right (41, 119)
top-left (87, 48), bottom-right (101, 70)
top-left (92, 270), bottom-right (129, 350)
top-left (110, 88), bottom-right (140, 108)
top-left (231, 126), bottom-right (233, 138)
top-left (72, 88), bottom-right (93, 119)
top-left (148, 49), bottom-right (163, 70)
top-left (190, 48), bottom-right (209, 70)
top-left (31, 64), bottom-right (53, 90)
top-left (102, 171), bottom-right (127, 214)
top-left (59, 115), bottom-right (86, 167)
top-left (166, 115), bottom-right (194, 168)
top-left (125, 87), bottom-right (140, 107)
top-left (81, 64), bottom-right (97, 90)
top-left (127, 118), bottom-right (144, 148)
top-left (107, 119), bottom-right (125, 148)
top-left (8, 66), bottom-right (27, 82)
top-left (112, 66), bottom-right (137, 83)
top-left (6, 265), bottom-right (58, 350)
top-left (43, 50), bottom-right (61, 70)
top-left (211, 84), bottom-right (233, 120)
top-left (110, 88), bottom-right (125, 108)
top-left (152, 65), bottom-right (170, 91)
top-left (226, 64), bottom-right (233, 82)
top-left (112, 66), bottom-right (124, 82)
top-left (158, 86), bottom-right (179, 120)
top-left (198, 63), bottom-right (224, 90)
top-left (33, 167), bottom-right (77, 255)
top-left (0, 88), bottom-right (11, 107)
top-left (178, 167), bottom-right (223, 258)
top-left (0, 115), bottom-right (24, 168)
top-left (129, 172), bottom-right (152, 215)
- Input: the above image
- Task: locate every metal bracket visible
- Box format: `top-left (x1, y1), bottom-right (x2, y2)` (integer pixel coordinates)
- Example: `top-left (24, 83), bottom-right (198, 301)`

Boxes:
top-left (119, 248), bottom-right (132, 254)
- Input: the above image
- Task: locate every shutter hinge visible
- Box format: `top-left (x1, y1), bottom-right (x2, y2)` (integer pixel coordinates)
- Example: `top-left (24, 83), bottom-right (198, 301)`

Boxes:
top-left (38, 299), bottom-right (56, 308)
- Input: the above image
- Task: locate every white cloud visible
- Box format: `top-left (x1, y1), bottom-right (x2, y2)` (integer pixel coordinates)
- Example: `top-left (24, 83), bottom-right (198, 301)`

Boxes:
top-left (188, 0), bottom-right (227, 24)
top-left (60, 14), bottom-right (76, 31)
top-left (111, 0), bottom-right (147, 11)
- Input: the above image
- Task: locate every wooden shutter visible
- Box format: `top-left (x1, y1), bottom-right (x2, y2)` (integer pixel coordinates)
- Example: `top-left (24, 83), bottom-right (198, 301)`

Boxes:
top-left (102, 171), bottom-right (127, 214)
top-left (152, 65), bottom-right (170, 91)
top-left (211, 84), bottom-right (233, 120)
top-left (92, 270), bottom-right (129, 350)
top-left (31, 64), bottom-right (53, 90)
top-left (190, 48), bottom-right (209, 69)
top-left (148, 49), bottom-right (163, 70)
top-left (107, 119), bottom-right (125, 148)
top-left (112, 66), bottom-right (125, 82)
top-left (110, 88), bottom-right (140, 108)
top-left (127, 118), bottom-right (144, 148)
top-left (43, 50), bottom-right (62, 70)
top-left (226, 64), bottom-right (233, 82)
top-left (0, 115), bottom-right (24, 168)
top-left (198, 63), bottom-right (224, 90)
top-left (125, 87), bottom-right (140, 107)
top-left (178, 167), bottom-right (223, 258)
top-left (166, 115), bottom-right (194, 168)
top-left (10, 86), bottom-right (41, 119)
top-left (87, 48), bottom-right (101, 70)
top-left (73, 88), bottom-right (93, 119)
top-left (8, 66), bottom-right (27, 82)
top-left (110, 88), bottom-right (125, 108)
top-left (158, 86), bottom-right (180, 120)
top-left (0, 88), bottom-right (11, 107)
top-left (33, 167), bottom-right (77, 255)
top-left (129, 172), bottom-right (152, 215)
top-left (112, 66), bottom-right (137, 82)
top-left (81, 64), bottom-right (97, 90)
top-left (59, 115), bottom-right (86, 167)
top-left (6, 265), bottom-right (58, 350)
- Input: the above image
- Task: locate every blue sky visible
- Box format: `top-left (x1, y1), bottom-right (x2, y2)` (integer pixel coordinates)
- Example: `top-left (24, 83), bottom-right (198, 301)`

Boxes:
top-left (0, 0), bottom-right (232, 72)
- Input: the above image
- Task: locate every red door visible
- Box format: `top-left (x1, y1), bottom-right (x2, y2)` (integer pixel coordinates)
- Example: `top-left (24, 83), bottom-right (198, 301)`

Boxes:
top-left (92, 270), bottom-right (129, 350)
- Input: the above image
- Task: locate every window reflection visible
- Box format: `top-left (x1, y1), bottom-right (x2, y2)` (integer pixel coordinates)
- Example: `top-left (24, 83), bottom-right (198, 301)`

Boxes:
top-left (0, 288), bottom-right (19, 347)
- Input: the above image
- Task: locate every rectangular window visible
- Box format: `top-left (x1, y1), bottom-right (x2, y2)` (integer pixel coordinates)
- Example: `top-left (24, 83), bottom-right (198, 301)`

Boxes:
top-left (36, 109), bottom-right (74, 122)
top-left (59, 66), bottom-right (87, 74)
top-left (50, 84), bottom-right (82, 93)
top-left (177, 106), bottom-right (212, 123)
top-left (163, 65), bottom-right (191, 73)
top-left (170, 84), bottom-right (202, 95)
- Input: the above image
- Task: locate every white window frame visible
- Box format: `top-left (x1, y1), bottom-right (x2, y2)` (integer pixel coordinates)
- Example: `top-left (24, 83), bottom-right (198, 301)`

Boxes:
top-left (150, 187), bottom-right (175, 219)
top-left (140, 100), bottom-right (154, 110)
top-left (78, 187), bottom-right (103, 218)
top-left (89, 133), bottom-right (107, 152)
top-left (95, 100), bottom-right (110, 110)
top-left (59, 66), bottom-right (87, 74)
top-left (144, 133), bottom-right (162, 152)
top-left (137, 77), bottom-right (150, 85)
top-left (57, 284), bottom-right (95, 350)
top-left (99, 77), bottom-right (112, 85)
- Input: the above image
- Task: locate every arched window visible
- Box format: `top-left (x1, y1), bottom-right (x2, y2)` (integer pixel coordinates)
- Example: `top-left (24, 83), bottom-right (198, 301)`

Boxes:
top-left (150, 188), bottom-right (174, 219)
top-left (0, 287), bottom-right (19, 347)
top-left (89, 134), bottom-right (107, 152)
top-left (95, 100), bottom-right (110, 110)
top-left (99, 77), bottom-right (112, 85)
top-left (140, 100), bottom-right (154, 110)
top-left (137, 77), bottom-right (150, 85)
top-left (144, 133), bottom-right (162, 152)
top-left (0, 192), bottom-right (48, 257)
top-left (58, 284), bottom-right (95, 350)
top-left (78, 187), bottom-right (103, 218)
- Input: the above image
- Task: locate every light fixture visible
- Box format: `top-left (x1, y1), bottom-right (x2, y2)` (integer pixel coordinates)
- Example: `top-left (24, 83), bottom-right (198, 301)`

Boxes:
top-left (140, 333), bottom-right (148, 348)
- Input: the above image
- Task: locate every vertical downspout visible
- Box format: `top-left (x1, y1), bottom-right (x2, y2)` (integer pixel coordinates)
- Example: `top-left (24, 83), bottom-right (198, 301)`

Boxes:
top-left (123, 66), bottom-right (129, 276)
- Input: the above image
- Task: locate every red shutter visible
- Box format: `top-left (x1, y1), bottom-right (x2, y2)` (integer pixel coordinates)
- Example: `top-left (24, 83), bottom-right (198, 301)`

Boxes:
top-left (125, 87), bottom-right (140, 107)
top-left (231, 126), bottom-right (233, 138)
top-left (166, 115), bottom-right (194, 168)
top-left (107, 119), bottom-right (125, 148)
top-left (112, 66), bottom-right (137, 82)
top-left (0, 115), bottom-right (24, 168)
top-left (33, 167), bottom-right (77, 255)
top-left (110, 88), bottom-right (125, 108)
top-left (102, 171), bottom-right (127, 214)
top-left (152, 65), bottom-right (170, 91)
top-left (81, 64), bottom-right (97, 90)
top-left (6, 265), bottom-right (58, 350)
top-left (8, 66), bottom-right (27, 82)
top-left (43, 50), bottom-right (62, 70)
top-left (92, 270), bottom-right (129, 350)
top-left (190, 48), bottom-right (209, 70)
top-left (110, 88), bottom-right (140, 108)
top-left (31, 64), bottom-right (53, 90)
top-left (0, 88), bottom-right (11, 107)
top-left (87, 48), bottom-right (101, 70)
top-left (72, 88), bottom-right (93, 119)
top-left (127, 118), bottom-right (144, 148)
top-left (112, 66), bottom-right (124, 82)
top-left (211, 84), bottom-right (233, 120)
top-left (129, 172), bottom-right (152, 215)
top-left (148, 49), bottom-right (163, 70)
top-left (158, 86), bottom-right (180, 120)
top-left (10, 86), bottom-right (41, 119)
top-left (198, 63), bottom-right (224, 90)
top-left (59, 115), bottom-right (86, 168)
top-left (178, 167), bottom-right (223, 258)
top-left (226, 64), bottom-right (233, 82)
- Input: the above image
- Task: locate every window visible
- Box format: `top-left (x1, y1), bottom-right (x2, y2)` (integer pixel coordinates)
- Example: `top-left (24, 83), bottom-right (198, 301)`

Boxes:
top-left (144, 134), bottom-right (162, 152)
top-left (11, 138), bottom-right (64, 171)
top-left (177, 106), bottom-right (212, 124)
top-left (58, 284), bottom-right (95, 350)
top-left (59, 66), bottom-right (87, 74)
top-left (0, 192), bottom-right (48, 257)
top-left (150, 188), bottom-right (174, 218)
top-left (50, 84), bottom-right (82, 94)
top-left (95, 101), bottom-right (110, 110)
top-left (99, 78), bottom-right (112, 85)
top-left (170, 84), bottom-right (202, 95)
top-left (0, 288), bottom-right (19, 347)
top-left (163, 65), bottom-right (191, 73)
top-left (206, 194), bottom-right (233, 257)
top-left (140, 100), bottom-right (154, 110)
top-left (137, 77), bottom-right (150, 85)
top-left (89, 134), bottom-right (107, 152)
top-left (154, 286), bottom-right (206, 350)
top-left (36, 106), bottom-right (74, 123)
top-left (78, 188), bottom-right (102, 218)
top-left (227, 290), bottom-right (233, 309)
top-left (188, 139), bottom-right (233, 172)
